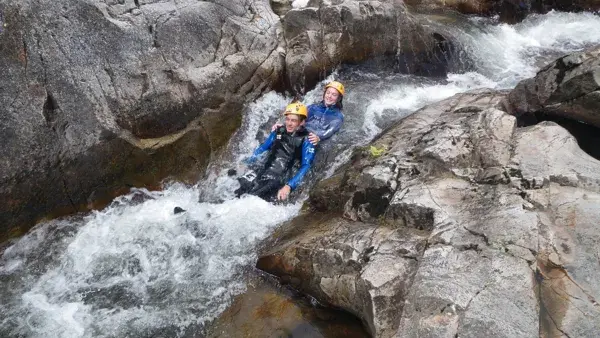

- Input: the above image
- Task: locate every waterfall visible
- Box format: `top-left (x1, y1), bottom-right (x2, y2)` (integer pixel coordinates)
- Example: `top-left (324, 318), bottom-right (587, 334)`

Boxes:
top-left (2, 10), bottom-right (600, 338)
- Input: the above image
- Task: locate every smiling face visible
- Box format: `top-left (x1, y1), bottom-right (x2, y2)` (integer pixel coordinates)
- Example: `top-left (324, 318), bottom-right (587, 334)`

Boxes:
top-left (323, 87), bottom-right (341, 106)
top-left (284, 114), bottom-right (304, 132)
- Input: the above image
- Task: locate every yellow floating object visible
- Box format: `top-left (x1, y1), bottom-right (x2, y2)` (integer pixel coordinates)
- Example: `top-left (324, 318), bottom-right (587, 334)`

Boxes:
top-left (369, 145), bottom-right (386, 157)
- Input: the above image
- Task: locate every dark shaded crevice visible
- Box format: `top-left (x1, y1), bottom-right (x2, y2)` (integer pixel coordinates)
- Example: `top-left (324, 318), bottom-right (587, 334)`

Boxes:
top-left (134, 0), bottom-right (140, 7)
top-left (42, 92), bottom-right (59, 125)
top-left (462, 226), bottom-right (490, 246)
top-left (456, 243), bottom-right (481, 252)
top-left (506, 240), bottom-right (538, 256)
top-left (22, 37), bottom-right (29, 80)
top-left (386, 202), bottom-right (435, 231)
top-left (351, 186), bottom-right (394, 219)
top-left (400, 255), bottom-right (419, 262)
top-left (149, 24), bottom-right (160, 48)
top-left (520, 113), bottom-right (600, 161)
top-left (212, 22), bottom-right (225, 63)
top-left (464, 284), bottom-right (488, 312)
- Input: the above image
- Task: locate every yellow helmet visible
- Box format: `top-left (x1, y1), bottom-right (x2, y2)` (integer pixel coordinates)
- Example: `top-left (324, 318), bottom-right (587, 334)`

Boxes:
top-left (284, 102), bottom-right (308, 118)
top-left (325, 81), bottom-right (345, 96)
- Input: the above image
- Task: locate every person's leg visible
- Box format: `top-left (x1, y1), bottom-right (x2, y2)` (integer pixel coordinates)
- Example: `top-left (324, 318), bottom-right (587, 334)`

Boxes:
top-left (235, 173), bottom-right (256, 197)
top-left (248, 179), bottom-right (282, 202)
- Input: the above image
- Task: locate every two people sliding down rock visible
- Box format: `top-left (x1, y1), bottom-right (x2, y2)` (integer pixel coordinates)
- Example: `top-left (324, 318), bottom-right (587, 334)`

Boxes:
top-left (235, 81), bottom-right (346, 202)
top-left (272, 81), bottom-right (345, 147)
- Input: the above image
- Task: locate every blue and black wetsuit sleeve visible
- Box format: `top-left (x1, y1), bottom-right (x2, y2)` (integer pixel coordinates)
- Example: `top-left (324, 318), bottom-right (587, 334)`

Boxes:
top-left (246, 131), bottom-right (276, 164)
top-left (316, 112), bottom-right (343, 141)
top-left (286, 139), bottom-right (316, 190)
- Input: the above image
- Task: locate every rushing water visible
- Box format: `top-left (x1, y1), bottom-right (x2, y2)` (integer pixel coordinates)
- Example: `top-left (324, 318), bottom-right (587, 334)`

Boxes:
top-left (1, 10), bottom-right (600, 338)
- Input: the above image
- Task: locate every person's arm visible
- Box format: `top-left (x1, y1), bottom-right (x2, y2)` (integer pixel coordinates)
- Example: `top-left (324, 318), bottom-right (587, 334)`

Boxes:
top-left (315, 113), bottom-right (343, 141)
top-left (246, 131), bottom-right (276, 163)
top-left (286, 139), bottom-right (316, 190)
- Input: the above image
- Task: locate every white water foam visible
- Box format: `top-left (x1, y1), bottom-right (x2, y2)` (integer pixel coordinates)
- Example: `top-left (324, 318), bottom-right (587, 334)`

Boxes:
top-left (361, 72), bottom-right (496, 138)
top-left (2, 10), bottom-right (600, 338)
top-left (292, 0), bottom-right (310, 8)
top-left (460, 10), bottom-right (600, 86)
top-left (1, 185), bottom-right (301, 337)
top-left (359, 10), bottom-right (600, 138)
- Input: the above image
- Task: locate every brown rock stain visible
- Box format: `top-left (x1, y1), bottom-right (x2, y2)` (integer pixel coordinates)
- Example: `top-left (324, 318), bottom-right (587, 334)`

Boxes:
top-left (537, 258), bottom-right (569, 338)
top-left (566, 207), bottom-right (577, 227)
top-left (252, 293), bottom-right (299, 321)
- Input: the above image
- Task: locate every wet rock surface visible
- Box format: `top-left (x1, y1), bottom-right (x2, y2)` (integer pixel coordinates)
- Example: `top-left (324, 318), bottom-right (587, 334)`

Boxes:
top-left (0, 0), bottom-right (284, 238)
top-left (0, 0), bottom-right (453, 239)
top-left (258, 213), bottom-right (428, 337)
top-left (282, 0), bottom-right (453, 91)
top-left (507, 46), bottom-right (600, 128)
top-left (206, 273), bottom-right (370, 338)
top-left (259, 57), bottom-right (600, 337)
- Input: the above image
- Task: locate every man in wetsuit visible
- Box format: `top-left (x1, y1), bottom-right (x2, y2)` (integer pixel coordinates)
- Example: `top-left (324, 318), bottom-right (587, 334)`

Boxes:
top-left (235, 102), bottom-right (316, 202)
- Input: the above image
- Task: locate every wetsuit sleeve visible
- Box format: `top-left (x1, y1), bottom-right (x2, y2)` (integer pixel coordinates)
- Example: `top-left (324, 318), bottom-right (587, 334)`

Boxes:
top-left (247, 131), bottom-right (276, 163)
top-left (286, 139), bottom-right (316, 190)
top-left (315, 113), bottom-right (343, 141)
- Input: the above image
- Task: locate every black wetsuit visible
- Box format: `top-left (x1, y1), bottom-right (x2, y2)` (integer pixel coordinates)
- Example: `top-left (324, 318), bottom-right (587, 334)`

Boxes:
top-left (235, 126), bottom-right (315, 201)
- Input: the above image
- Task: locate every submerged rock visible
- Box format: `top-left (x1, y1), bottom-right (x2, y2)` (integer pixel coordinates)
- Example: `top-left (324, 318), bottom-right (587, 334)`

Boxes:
top-left (259, 49), bottom-right (600, 337)
top-left (206, 273), bottom-right (370, 338)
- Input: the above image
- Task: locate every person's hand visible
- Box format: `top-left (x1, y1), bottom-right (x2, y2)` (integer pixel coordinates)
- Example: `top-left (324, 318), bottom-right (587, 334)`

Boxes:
top-left (308, 133), bottom-right (320, 145)
top-left (277, 185), bottom-right (292, 201)
top-left (271, 123), bottom-right (283, 132)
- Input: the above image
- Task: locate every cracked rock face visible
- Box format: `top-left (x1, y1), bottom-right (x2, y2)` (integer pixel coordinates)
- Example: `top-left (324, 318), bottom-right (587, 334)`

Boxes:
top-left (507, 46), bottom-right (600, 129)
top-left (261, 61), bottom-right (600, 336)
top-left (282, 0), bottom-right (452, 91)
top-left (0, 0), bottom-right (282, 238)
top-left (283, 1), bottom-right (397, 91)
top-left (257, 214), bottom-right (429, 337)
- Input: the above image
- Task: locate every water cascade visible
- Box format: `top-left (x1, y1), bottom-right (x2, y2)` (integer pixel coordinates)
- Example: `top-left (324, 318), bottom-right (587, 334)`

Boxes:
top-left (2, 10), bottom-right (600, 338)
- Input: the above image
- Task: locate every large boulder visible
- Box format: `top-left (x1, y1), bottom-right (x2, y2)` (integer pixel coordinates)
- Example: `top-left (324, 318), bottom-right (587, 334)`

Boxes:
top-left (259, 83), bottom-right (600, 336)
top-left (258, 213), bottom-right (429, 337)
top-left (282, 0), bottom-right (452, 92)
top-left (507, 46), bottom-right (600, 128)
top-left (0, 0), bottom-right (283, 239)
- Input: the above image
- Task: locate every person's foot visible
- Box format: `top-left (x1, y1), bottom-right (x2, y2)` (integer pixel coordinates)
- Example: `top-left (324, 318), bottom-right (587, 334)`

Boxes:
top-left (173, 206), bottom-right (186, 214)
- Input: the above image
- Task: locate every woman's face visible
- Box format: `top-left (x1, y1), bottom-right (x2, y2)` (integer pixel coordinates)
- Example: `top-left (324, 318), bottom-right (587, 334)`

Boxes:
top-left (323, 87), bottom-right (340, 106)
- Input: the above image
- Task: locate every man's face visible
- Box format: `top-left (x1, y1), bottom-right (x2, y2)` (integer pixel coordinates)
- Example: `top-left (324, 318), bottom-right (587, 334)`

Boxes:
top-left (284, 114), bottom-right (303, 132)
top-left (323, 87), bottom-right (340, 106)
